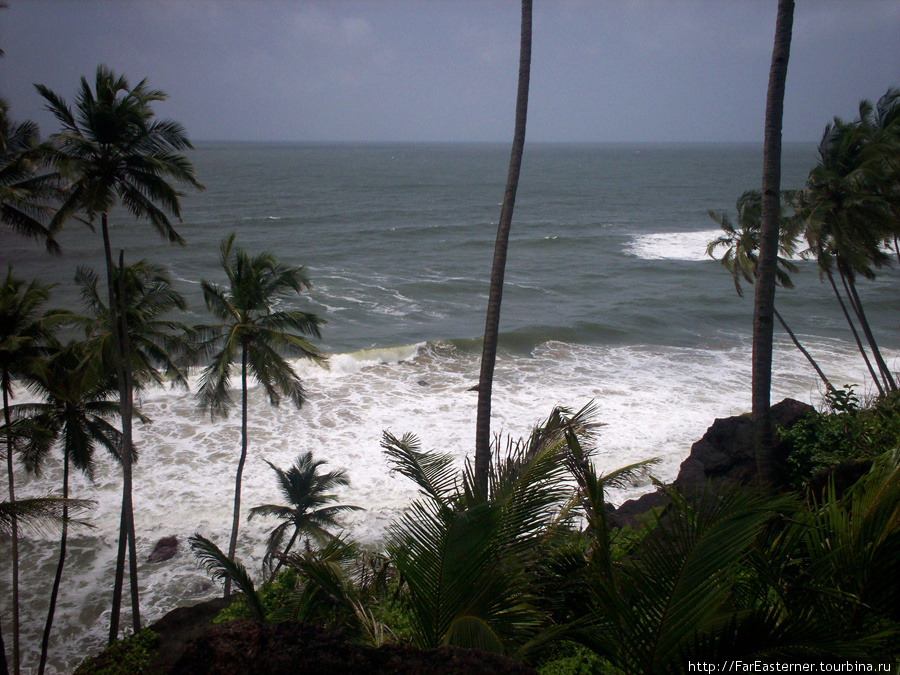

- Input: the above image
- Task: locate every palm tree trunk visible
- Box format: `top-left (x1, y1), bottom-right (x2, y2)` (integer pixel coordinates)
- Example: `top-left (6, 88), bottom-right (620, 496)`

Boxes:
top-left (474, 0), bottom-right (532, 499)
top-left (101, 216), bottom-right (135, 643)
top-left (3, 383), bottom-right (20, 675)
top-left (751, 0), bottom-right (794, 490)
top-left (226, 344), bottom-right (249, 597)
top-left (826, 269), bottom-right (883, 396)
top-left (118, 251), bottom-right (141, 633)
top-left (0, 618), bottom-right (7, 675)
top-left (773, 308), bottom-right (835, 395)
top-left (38, 453), bottom-right (69, 675)
top-left (269, 529), bottom-right (300, 582)
top-left (842, 270), bottom-right (897, 391)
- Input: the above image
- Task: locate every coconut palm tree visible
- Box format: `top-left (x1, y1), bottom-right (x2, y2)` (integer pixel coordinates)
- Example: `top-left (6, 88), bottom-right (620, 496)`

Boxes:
top-left (14, 341), bottom-right (120, 675)
top-left (36, 65), bottom-right (202, 640)
top-left (707, 190), bottom-right (834, 394)
top-left (751, 0), bottom-right (795, 489)
top-left (248, 452), bottom-right (361, 579)
top-left (384, 404), bottom-right (594, 654)
top-left (197, 233), bottom-right (325, 596)
top-left (474, 0), bottom-right (532, 499)
top-left (0, 269), bottom-right (65, 675)
top-left (0, 98), bottom-right (60, 254)
top-left (797, 92), bottom-right (899, 395)
top-left (75, 261), bottom-right (192, 391)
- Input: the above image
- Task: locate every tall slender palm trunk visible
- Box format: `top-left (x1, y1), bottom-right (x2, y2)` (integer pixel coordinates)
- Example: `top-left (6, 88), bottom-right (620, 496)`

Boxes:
top-left (751, 0), bottom-right (794, 490)
top-left (102, 218), bottom-right (140, 641)
top-left (773, 308), bottom-right (835, 394)
top-left (474, 0), bottom-right (532, 499)
top-left (225, 345), bottom-right (249, 598)
top-left (38, 454), bottom-right (69, 675)
top-left (0, 616), bottom-right (7, 675)
top-left (118, 252), bottom-right (141, 632)
top-left (3, 384), bottom-right (20, 675)
top-left (826, 269), bottom-right (883, 395)
top-left (841, 270), bottom-right (897, 391)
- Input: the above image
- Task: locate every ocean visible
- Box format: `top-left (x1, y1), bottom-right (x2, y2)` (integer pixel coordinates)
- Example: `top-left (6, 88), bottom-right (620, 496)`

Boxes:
top-left (1, 142), bottom-right (898, 673)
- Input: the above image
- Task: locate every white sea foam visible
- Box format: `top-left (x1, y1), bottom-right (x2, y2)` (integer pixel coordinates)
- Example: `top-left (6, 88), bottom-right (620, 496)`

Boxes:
top-left (625, 229), bottom-right (722, 261)
top-left (1, 336), bottom-right (895, 673)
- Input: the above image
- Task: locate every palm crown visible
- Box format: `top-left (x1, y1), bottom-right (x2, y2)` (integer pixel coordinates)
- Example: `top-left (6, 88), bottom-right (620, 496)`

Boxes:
top-left (0, 98), bottom-right (60, 252)
top-left (706, 189), bottom-right (801, 297)
top-left (36, 65), bottom-right (202, 241)
top-left (197, 233), bottom-right (326, 417)
top-left (75, 261), bottom-right (192, 390)
top-left (249, 452), bottom-right (361, 574)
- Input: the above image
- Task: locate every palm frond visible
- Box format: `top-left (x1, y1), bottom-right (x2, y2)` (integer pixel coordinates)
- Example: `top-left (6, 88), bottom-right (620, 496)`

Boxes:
top-left (0, 497), bottom-right (93, 537)
top-left (188, 533), bottom-right (265, 620)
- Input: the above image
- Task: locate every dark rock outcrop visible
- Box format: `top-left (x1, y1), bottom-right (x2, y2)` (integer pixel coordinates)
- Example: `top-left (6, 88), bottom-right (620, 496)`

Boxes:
top-left (148, 536), bottom-right (179, 563)
top-left (146, 596), bottom-right (236, 674)
top-left (170, 619), bottom-right (536, 675)
top-left (672, 397), bottom-right (813, 492)
top-left (608, 398), bottom-right (815, 527)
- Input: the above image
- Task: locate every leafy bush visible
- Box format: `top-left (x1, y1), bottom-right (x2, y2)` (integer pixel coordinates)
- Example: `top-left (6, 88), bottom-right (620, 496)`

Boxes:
top-left (214, 568), bottom-right (299, 623)
top-left (535, 642), bottom-right (615, 675)
top-left (73, 629), bottom-right (159, 675)
top-left (779, 388), bottom-right (900, 488)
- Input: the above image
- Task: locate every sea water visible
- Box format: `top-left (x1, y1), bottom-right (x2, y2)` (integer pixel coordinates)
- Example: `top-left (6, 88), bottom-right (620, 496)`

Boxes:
top-left (1, 143), bottom-right (898, 673)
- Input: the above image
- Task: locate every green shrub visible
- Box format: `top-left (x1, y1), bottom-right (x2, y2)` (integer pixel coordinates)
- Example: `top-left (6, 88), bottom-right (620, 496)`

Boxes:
top-left (535, 642), bottom-right (615, 675)
top-left (214, 568), bottom-right (299, 623)
top-left (779, 388), bottom-right (900, 488)
top-left (73, 628), bottom-right (159, 675)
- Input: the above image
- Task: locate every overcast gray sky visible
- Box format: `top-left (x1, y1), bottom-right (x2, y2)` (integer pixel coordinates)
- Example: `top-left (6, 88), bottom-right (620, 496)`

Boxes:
top-left (2, 1), bottom-right (898, 143)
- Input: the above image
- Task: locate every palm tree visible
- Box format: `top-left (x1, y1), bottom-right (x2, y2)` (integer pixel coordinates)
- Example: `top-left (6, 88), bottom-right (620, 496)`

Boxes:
top-left (474, 0), bottom-right (532, 498)
top-left (707, 190), bottom-right (835, 394)
top-left (0, 269), bottom-right (64, 675)
top-left (0, 98), bottom-right (59, 253)
top-left (797, 92), bottom-right (899, 395)
top-left (384, 404), bottom-right (593, 654)
top-left (248, 452), bottom-right (361, 579)
top-left (14, 341), bottom-right (120, 675)
top-left (197, 233), bottom-right (325, 596)
top-left (36, 66), bottom-right (202, 640)
top-left (75, 261), bottom-right (192, 391)
top-left (751, 0), bottom-right (795, 489)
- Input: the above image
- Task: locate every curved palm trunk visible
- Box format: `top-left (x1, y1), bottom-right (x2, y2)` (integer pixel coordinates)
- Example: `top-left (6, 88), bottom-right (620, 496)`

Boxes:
top-left (38, 452), bottom-right (69, 675)
top-left (225, 344), bottom-right (249, 597)
top-left (269, 529), bottom-right (300, 582)
top-left (102, 220), bottom-right (139, 642)
top-left (826, 269), bottom-right (883, 396)
top-left (842, 270), bottom-right (897, 391)
top-left (751, 0), bottom-right (794, 490)
top-left (3, 383), bottom-right (20, 675)
top-left (474, 0), bottom-right (532, 499)
top-left (773, 308), bottom-right (835, 395)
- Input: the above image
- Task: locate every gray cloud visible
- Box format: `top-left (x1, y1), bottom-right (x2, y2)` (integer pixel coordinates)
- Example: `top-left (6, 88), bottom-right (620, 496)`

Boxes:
top-left (2, 0), bottom-right (897, 143)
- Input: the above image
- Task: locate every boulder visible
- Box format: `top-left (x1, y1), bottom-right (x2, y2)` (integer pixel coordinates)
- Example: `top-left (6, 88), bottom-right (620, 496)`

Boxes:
top-left (146, 596), bottom-right (236, 674)
top-left (672, 397), bottom-right (814, 492)
top-left (148, 535), bottom-right (179, 563)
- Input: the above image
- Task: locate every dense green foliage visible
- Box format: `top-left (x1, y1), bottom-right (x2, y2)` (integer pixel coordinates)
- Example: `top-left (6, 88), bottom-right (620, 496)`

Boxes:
top-left (780, 388), bottom-right (900, 488)
top-left (72, 629), bottom-right (158, 675)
